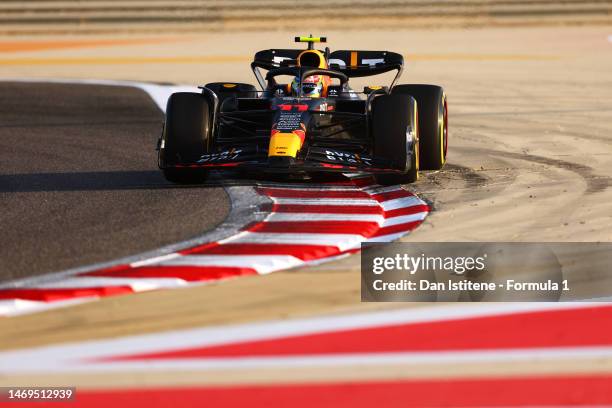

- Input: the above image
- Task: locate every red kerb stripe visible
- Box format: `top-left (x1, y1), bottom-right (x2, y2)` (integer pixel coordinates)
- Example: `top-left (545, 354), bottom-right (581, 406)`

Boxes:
top-left (384, 204), bottom-right (429, 218)
top-left (46, 375), bottom-right (612, 407)
top-left (0, 286), bottom-right (134, 302)
top-left (272, 204), bottom-right (383, 214)
top-left (248, 221), bottom-right (380, 236)
top-left (371, 221), bottom-right (423, 237)
top-left (178, 243), bottom-right (341, 261)
top-left (258, 188), bottom-right (370, 199)
top-left (371, 189), bottom-right (414, 202)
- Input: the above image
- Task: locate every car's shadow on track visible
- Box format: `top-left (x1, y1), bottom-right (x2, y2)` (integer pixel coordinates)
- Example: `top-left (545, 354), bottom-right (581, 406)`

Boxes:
top-left (0, 170), bottom-right (350, 192)
top-left (0, 170), bottom-right (178, 192)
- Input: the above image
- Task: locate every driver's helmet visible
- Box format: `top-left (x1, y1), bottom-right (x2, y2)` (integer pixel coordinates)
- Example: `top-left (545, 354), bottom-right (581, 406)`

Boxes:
top-left (290, 74), bottom-right (328, 98)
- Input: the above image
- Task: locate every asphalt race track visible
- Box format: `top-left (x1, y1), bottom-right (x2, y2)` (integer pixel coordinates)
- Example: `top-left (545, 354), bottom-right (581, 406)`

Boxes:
top-left (0, 82), bottom-right (229, 282)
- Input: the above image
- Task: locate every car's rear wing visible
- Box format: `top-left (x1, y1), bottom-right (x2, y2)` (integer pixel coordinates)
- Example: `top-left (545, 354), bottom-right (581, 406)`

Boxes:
top-left (252, 49), bottom-right (305, 70)
top-left (251, 49), bottom-right (303, 89)
top-left (328, 50), bottom-right (404, 89)
top-left (251, 48), bottom-right (404, 90)
top-left (328, 50), bottom-right (403, 77)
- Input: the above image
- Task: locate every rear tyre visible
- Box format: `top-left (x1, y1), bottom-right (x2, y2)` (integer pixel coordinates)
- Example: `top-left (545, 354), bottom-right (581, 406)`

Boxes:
top-left (159, 92), bottom-right (212, 184)
top-left (371, 93), bottom-right (419, 185)
top-left (392, 84), bottom-right (447, 170)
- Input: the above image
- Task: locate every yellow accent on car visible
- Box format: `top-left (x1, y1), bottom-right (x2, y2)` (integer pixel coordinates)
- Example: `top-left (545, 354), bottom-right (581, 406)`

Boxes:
top-left (268, 133), bottom-right (302, 157)
top-left (415, 105), bottom-right (420, 176)
top-left (440, 94), bottom-right (447, 164)
top-left (368, 86), bottom-right (382, 90)
top-left (297, 49), bottom-right (327, 68)
top-left (297, 36), bottom-right (322, 42)
top-left (223, 83), bottom-right (237, 88)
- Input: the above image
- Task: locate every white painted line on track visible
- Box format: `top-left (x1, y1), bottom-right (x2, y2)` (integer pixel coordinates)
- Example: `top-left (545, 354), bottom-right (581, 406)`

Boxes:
top-left (19, 346), bottom-right (612, 372)
top-left (0, 77), bottom-right (199, 112)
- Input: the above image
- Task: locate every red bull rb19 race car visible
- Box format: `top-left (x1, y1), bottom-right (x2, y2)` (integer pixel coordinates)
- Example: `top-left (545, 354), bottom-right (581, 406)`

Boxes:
top-left (157, 35), bottom-right (448, 185)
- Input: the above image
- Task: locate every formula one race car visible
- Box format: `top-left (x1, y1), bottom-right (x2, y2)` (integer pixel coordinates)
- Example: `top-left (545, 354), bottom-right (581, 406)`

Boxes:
top-left (158, 35), bottom-right (448, 185)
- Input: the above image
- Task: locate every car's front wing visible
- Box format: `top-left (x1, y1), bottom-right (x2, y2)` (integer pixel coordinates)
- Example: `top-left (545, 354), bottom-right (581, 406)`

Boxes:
top-left (162, 146), bottom-right (406, 174)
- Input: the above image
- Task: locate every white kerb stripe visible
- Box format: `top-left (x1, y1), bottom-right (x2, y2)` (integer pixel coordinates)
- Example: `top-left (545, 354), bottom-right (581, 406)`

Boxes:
top-left (367, 231), bottom-right (415, 243)
top-left (362, 185), bottom-right (407, 195)
top-left (131, 252), bottom-right (182, 267)
top-left (25, 276), bottom-right (188, 291)
top-left (267, 212), bottom-right (386, 224)
top-left (380, 196), bottom-right (425, 211)
top-left (272, 198), bottom-right (378, 206)
top-left (159, 254), bottom-right (304, 274)
top-left (0, 297), bottom-right (97, 317)
top-left (381, 212), bottom-right (428, 227)
top-left (226, 232), bottom-right (362, 251)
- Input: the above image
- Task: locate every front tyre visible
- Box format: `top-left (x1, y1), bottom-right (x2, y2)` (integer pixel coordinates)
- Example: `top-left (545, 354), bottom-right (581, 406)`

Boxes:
top-left (158, 92), bottom-right (212, 184)
top-left (392, 84), bottom-right (447, 170)
top-left (371, 93), bottom-right (419, 185)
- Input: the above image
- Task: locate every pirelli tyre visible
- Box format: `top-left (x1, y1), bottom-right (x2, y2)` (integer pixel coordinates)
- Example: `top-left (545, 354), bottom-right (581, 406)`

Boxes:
top-left (372, 93), bottom-right (419, 185)
top-left (392, 84), bottom-right (447, 170)
top-left (159, 92), bottom-right (212, 184)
